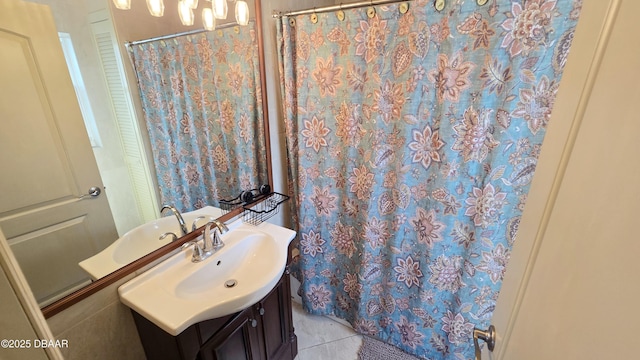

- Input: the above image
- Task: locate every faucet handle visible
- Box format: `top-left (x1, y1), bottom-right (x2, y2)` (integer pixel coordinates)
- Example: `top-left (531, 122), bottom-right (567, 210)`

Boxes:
top-left (181, 239), bottom-right (196, 250)
top-left (191, 216), bottom-right (206, 232)
top-left (210, 219), bottom-right (227, 248)
top-left (159, 232), bottom-right (178, 242)
top-left (203, 220), bottom-right (227, 253)
top-left (182, 236), bottom-right (210, 262)
top-left (190, 240), bottom-right (206, 262)
top-left (211, 219), bottom-right (229, 233)
top-left (211, 230), bottom-right (224, 249)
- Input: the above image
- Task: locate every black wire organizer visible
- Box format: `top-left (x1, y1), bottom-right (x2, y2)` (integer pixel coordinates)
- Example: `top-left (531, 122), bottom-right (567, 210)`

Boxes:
top-left (219, 184), bottom-right (271, 214)
top-left (219, 184), bottom-right (290, 225)
top-left (219, 193), bottom-right (244, 214)
top-left (242, 192), bottom-right (289, 225)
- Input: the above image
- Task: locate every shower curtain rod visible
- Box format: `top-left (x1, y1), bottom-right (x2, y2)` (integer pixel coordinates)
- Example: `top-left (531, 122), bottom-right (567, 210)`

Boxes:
top-left (272, 0), bottom-right (410, 18)
top-left (125, 19), bottom-right (255, 47)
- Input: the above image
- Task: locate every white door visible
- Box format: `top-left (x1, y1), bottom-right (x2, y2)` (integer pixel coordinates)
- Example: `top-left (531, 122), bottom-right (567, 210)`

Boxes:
top-left (489, 0), bottom-right (639, 358)
top-left (0, 0), bottom-right (118, 306)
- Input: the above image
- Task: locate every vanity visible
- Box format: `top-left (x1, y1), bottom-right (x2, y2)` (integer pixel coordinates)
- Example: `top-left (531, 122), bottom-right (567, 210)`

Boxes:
top-left (131, 271), bottom-right (296, 360)
top-left (118, 220), bottom-right (298, 360)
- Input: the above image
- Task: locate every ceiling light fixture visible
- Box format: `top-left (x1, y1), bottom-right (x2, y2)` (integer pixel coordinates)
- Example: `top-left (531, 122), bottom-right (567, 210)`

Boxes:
top-left (184, 0), bottom-right (198, 9)
top-left (212, 0), bottom-right (228, 19)
top-left (178, 0), bottom-right (195, 26)
top-left (146, 0), bottom-right (165, 17)
top-left (202, 7), bottom-right (216, 31)
top-left (112, 0), bottom-right (249, 31)
top-left (112, 0), bottom-right (131, 10)
top-left (235, 0), bottom-right (249, 26)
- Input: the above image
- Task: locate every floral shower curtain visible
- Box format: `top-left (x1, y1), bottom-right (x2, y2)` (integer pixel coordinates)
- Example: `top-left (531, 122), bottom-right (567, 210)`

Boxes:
top-left (278, 0), bottom-right (581, 358)
top-left (129, 23), bottom-right (268, 212)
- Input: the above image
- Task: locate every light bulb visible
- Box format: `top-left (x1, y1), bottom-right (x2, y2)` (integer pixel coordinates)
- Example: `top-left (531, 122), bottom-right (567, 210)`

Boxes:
top-left (202, 8), bottom-right (216, 31)
top-left (213, 0), bottom-right (228, 19)
top-left (146, 0), bottom-right (164, 17)
top-left (178, 0), bottom-right (194, 26)
top-left (184, 0), bottom-right (198, 10)
top-left (235, 0), bottom-right (249, 26)
top-left (112, 0), bottom-right (131, 10)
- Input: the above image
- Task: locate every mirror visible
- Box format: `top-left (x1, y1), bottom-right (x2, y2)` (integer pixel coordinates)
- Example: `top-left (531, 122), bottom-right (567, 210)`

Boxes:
top-left (0, 0), bottom-right (270, 315)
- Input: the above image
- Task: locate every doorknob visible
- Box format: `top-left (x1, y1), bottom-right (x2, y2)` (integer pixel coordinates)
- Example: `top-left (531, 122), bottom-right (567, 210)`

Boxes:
top-left (473, 325), bottom-right (495, 360)
top-left (79, 186), bottom-right (102, 199)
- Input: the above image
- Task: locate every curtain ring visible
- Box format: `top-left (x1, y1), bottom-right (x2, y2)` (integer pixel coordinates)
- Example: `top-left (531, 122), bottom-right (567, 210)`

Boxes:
top-left (336, 3), bottom-right (345, 21)
top-left (399, 1), bottom-right (409, 14)
top-left (310, 7), bottom-right (318, 23)
top-left (367, 0), bottom-right (376, 18)
top-left (367, 6), bottom-right (376, 18)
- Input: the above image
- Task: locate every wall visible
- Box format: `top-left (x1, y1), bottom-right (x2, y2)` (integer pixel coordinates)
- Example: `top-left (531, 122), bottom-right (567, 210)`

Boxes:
top-left (0, 272), bottom-right (48, 360)
top-left (46, 274), bottom-right (146, 360)
top-left (0, 229), bottom-right (54, 360)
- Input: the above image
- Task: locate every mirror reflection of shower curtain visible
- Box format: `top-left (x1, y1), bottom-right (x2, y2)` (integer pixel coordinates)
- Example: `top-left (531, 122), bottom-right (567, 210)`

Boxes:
top-left (278, 1), bottom-right (582, 358)
top-left (129, 25), bottom-right (268, 212)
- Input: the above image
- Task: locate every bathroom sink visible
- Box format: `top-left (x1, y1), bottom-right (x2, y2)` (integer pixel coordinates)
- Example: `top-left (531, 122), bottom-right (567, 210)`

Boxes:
top-left (118, 220), bottom-right (295, 336)
top-left (79, 206), bottom-right (223, 280)
top-left (174, 229), bottom-right (278, 298)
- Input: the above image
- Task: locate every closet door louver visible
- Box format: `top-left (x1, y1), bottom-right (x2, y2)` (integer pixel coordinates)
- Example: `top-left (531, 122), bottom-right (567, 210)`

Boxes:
top-left (91, 18), bottom-right (159, 224)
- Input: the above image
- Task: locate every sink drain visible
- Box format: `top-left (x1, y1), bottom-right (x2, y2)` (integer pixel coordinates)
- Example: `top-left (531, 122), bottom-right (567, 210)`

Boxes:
top-left (224, 279), bottom-right (237, 288)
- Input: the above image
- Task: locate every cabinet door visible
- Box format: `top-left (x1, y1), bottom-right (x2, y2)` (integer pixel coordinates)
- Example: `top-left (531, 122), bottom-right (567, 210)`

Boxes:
top-left (199, 309), bottom-right (263, 360)
top-left (258, 272), bottom-right (296, 360)
top-left (132, 310), bottom-right (201, 360)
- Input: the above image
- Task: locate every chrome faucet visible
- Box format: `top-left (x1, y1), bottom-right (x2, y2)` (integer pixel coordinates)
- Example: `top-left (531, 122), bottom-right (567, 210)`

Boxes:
top-left (160, 205), bottom-right (188, 237)
top-left (187, 219), bottom-right (228, 263)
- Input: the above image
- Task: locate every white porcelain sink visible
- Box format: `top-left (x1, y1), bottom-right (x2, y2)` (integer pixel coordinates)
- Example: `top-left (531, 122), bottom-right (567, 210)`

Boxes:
top-left (118, 220), bottom-right (295, 336)
top-left (79, 206), bottom-right (223, 280)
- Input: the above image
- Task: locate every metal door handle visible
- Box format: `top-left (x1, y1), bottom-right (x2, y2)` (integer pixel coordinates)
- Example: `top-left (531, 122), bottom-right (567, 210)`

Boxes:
top-left (79, 186), bottom-right (102, 199)
top-left (473, 325), bottom-right (495, 360)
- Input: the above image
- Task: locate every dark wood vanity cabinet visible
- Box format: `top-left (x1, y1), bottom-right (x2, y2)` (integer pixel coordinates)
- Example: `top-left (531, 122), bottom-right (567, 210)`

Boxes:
top-left (131, 271), bottom-right (298, 360)
top-left (198, 306), bottom-right (263, 360)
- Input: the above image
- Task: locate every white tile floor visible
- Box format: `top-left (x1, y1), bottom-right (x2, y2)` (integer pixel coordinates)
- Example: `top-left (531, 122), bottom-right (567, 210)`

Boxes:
top-left (291, 301), bottom-right (363, 360)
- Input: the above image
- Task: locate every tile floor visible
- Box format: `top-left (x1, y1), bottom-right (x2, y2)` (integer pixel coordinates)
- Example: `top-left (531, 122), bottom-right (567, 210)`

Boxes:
top-left (291, 300), bottom-right (363, 360)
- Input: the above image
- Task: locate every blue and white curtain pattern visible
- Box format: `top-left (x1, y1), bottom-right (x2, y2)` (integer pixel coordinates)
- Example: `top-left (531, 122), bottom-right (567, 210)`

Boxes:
top-left (278, 0), bottom-right (582, 358)
top-left (129, 23), bottom-right (268, 212)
